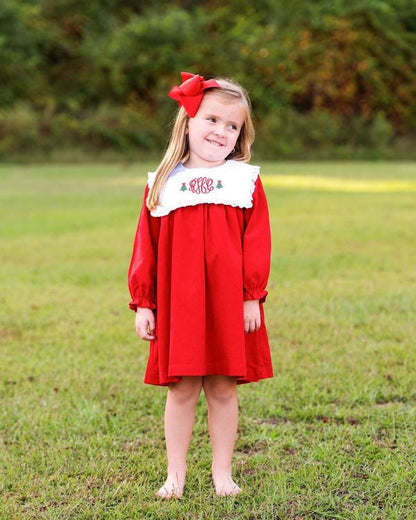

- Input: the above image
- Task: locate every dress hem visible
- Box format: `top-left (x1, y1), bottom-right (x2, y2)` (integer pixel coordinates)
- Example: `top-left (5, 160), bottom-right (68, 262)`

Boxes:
top-left (144, 371), bottom-right (274, 387)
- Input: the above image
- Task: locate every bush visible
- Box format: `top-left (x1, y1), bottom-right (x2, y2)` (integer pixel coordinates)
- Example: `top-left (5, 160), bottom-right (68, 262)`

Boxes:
top-left (0, 103), bottom-right (162, 159)
top-left (254, 108), bottom-right (408, 160)
top-left (0, 103), bottom-right (39, 157)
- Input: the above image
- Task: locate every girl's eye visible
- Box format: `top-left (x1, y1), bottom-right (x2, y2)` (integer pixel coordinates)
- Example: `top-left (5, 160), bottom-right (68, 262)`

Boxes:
top-left (229, 124), bottom-right (238, 130)
top-left (208, 117), bottom-right (216, 123)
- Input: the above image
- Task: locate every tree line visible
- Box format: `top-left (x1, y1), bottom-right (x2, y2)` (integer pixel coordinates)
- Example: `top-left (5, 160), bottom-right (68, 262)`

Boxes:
top-left (1, 0), bottom-right (415, 160)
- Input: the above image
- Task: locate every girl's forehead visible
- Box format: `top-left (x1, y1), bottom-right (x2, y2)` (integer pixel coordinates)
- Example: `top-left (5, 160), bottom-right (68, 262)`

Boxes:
top-left (199, 92), bottom-right (245, 118)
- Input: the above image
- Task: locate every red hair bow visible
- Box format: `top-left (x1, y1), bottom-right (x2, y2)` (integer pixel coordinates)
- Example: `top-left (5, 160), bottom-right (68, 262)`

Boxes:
top-left (168, 72), bottom-right (220, 117)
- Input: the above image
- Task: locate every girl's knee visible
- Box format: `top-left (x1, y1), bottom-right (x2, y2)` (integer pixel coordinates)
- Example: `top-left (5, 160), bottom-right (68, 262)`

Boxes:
top-left (203, 376), bottom-right (237, 403)
top-left (169, 376), bottom-right (202, 404)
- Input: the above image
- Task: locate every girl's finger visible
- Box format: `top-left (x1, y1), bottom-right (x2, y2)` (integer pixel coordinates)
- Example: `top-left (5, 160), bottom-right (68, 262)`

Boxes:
top-left (141, 332), bottom-right (156, 341)
top-left (138, 323), bottom-right (155, 340)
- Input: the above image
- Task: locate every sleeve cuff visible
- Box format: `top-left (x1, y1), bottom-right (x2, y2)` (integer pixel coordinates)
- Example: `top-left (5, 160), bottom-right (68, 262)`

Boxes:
top-left (129, 297), bottom-right (156, 312)
top-left (243, 288), bottom-right (268, 304)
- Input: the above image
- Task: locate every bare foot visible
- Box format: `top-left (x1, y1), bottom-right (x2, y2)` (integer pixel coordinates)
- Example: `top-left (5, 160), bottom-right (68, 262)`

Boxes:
top-left (156, 473), bottom-right (185, 499)
top-left (212, 472), bottom-right (242, 497)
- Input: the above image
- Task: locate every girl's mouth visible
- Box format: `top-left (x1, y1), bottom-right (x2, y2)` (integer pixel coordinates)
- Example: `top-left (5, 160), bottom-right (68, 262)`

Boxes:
top-left (206, 139), bottom-right (223, 147)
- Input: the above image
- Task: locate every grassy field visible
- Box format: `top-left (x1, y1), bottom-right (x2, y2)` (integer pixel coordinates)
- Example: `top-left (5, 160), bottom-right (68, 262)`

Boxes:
top-left (1, 161), bottom-right (415, 519)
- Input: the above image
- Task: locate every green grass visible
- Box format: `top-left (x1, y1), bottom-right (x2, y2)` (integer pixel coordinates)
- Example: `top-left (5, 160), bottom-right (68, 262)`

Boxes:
top-left (1, 161), bottom-right (415, 519)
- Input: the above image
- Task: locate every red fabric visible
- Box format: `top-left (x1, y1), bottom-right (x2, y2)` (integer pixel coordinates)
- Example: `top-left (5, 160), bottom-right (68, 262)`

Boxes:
top-left (128, 176), bottom-right (273, 386)
top-left (168, 72), bottom-right (220, 117)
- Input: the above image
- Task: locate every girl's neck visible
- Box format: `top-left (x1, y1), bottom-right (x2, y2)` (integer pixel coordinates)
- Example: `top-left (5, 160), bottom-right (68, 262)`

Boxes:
top-left (183, 159), bottom-right (227, 169)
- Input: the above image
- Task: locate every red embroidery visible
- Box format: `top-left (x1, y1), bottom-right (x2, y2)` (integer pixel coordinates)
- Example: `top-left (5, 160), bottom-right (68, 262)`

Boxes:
top-left (189, 177), bottom-right (214, 194)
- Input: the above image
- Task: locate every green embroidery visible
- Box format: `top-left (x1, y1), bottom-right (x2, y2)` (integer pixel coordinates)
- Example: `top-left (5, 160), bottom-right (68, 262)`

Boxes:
top-left (180, 180), bottom-right (223, 192)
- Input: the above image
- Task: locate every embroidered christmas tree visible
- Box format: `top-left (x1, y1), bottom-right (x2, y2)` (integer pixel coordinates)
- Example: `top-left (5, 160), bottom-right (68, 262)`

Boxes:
top-left (180, 182), bottom-right (187, 191)
top-left (216, 180), bottom-right (223, 189)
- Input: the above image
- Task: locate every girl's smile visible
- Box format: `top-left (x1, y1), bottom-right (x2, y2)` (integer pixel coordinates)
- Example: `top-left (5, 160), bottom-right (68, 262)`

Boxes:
top-left (185, 92), bottom-right (245, 169)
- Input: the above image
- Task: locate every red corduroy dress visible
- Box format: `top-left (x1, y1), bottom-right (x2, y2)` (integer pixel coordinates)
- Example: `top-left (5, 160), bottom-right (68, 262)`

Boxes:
top-left (128, 162), bottom-right (273, 386)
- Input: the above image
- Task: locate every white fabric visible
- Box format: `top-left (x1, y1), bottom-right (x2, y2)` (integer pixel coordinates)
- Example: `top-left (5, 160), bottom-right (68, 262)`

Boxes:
top-left (148, 160), bottom-right (260, 217)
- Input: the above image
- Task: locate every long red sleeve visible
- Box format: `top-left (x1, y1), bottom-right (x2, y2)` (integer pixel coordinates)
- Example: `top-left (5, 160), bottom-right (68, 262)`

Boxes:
top-left (128, 186), bottom-right (161, 311)
top-left (242, 177), bottom-right (271, 303)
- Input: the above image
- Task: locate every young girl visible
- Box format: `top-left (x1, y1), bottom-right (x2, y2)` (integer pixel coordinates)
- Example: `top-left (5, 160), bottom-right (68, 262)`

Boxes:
top-left (128, 72), bottom-right (273, 498)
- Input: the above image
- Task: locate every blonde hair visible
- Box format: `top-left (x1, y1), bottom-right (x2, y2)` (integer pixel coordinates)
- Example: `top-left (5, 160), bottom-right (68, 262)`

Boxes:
top-left (146, 78), bottom-right (255, 211)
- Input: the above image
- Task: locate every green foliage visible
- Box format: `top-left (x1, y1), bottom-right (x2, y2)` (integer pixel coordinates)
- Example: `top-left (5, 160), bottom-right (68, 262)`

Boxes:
top-left (0, 0), bottom-right (415, 159)
top-left (0, 1), bottom-right (42, 105)
top-left (282, 2), bottom-right (416, 131)
top-left (255, 108), bottom-right (399, 160)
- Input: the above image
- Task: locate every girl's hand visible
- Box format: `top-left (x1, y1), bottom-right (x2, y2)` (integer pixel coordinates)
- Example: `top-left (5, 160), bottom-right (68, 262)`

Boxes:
top-left (243, 299), bottom-right (261, 333)
top-left (135, 307), bottom-right (156, 341)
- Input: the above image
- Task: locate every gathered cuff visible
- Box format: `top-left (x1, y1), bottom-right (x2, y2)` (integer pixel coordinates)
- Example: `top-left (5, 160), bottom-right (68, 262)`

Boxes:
top-left (243, 288), bottom-right (268, 304)
top-left (129, 296), bottom-right (156, 312)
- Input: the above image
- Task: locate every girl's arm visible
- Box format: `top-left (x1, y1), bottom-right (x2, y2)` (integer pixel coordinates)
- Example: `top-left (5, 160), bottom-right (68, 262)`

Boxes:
top-left (128, 185), bottom-right (160, 313)
top-left (242, 176), bottom-right (271, 304)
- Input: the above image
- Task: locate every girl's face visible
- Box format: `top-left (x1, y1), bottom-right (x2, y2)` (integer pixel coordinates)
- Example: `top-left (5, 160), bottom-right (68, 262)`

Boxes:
top-left (185, 92), bottom-right (245, 169)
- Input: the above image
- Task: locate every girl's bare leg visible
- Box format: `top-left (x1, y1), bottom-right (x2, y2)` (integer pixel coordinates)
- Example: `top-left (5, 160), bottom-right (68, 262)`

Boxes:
top-left (157, 376), bottom-right (202, 499)
top-left (203, 375), bottom-right (241, 496)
